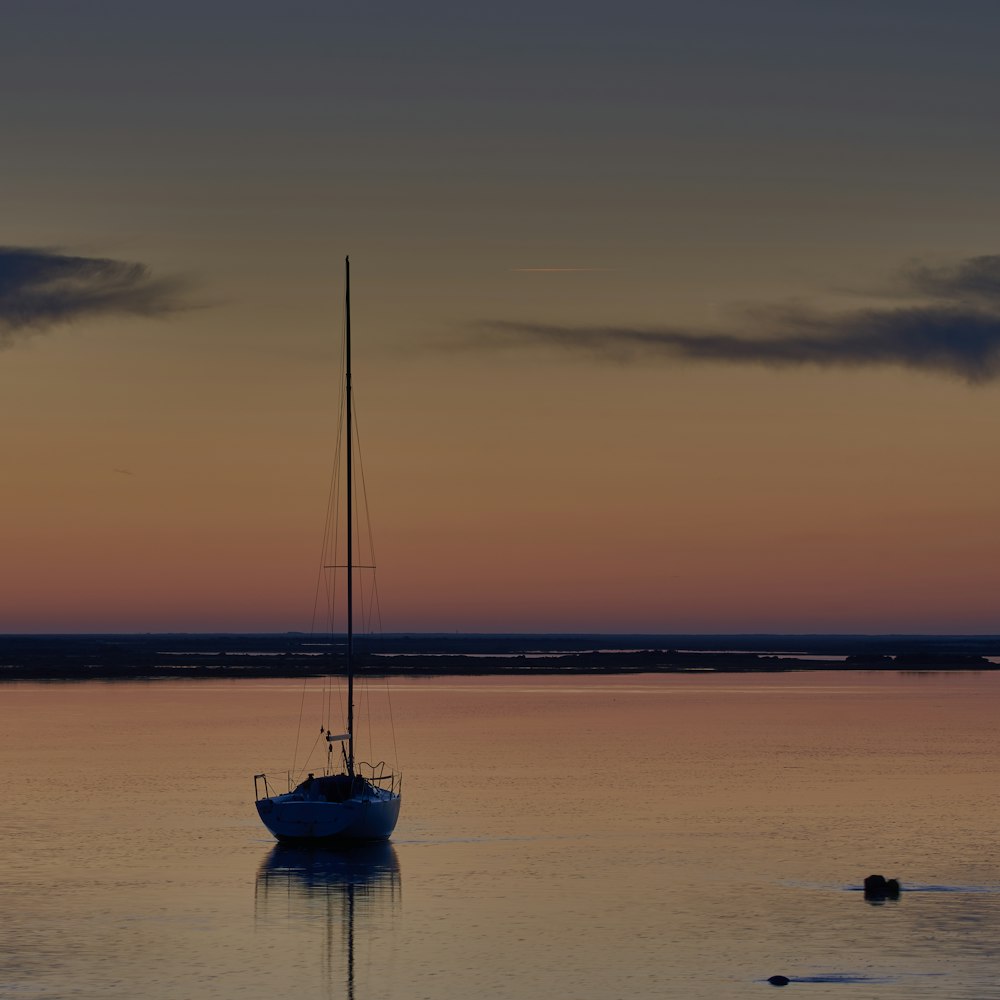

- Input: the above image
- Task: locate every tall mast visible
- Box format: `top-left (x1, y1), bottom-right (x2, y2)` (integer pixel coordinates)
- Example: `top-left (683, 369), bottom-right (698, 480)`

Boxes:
top-left (345, 255), bottom-right (354, 775)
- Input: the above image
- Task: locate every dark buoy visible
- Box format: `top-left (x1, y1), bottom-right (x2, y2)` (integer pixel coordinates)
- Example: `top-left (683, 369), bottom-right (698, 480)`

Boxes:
top-left (863, 874), bottom-right (901, 901)
top-left (767, 975), bottom-right (790, 986)
top-left (864, 874), bottom-right (886, 895)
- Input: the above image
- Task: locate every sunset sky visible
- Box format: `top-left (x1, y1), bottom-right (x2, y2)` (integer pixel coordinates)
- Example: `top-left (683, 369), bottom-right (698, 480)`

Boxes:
top-left (3, 1), bottom-right (1000, 633)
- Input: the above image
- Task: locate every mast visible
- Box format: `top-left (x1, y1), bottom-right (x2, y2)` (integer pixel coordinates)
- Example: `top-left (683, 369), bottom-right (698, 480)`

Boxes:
top-left (345, 255), bottom-right (354, 775)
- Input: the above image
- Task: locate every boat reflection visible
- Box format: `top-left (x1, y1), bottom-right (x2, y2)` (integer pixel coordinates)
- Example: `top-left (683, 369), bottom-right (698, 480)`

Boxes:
top-left (255, 842), bottom-right (401, 1000)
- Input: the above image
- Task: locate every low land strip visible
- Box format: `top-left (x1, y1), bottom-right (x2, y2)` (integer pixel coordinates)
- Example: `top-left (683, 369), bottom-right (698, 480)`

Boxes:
top-left (1, 633), bottom-right (998, 680)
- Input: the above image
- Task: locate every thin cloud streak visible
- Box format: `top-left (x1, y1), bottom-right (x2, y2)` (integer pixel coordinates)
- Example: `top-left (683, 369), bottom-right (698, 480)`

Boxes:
top-left (478, 255), bottom-right (1000, 383)
top-left (0, 246), bottom-right (196, 348)
top-left (905, 254), bottom-right (1000, 304)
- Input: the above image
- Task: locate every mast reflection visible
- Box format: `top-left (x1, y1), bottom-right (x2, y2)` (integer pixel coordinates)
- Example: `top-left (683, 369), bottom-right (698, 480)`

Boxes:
top-left (255, 842), bottom-right (401, 1000)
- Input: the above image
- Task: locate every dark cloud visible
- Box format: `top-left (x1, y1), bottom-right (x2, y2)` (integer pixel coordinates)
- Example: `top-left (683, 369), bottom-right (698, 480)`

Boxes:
top-left (475, 254), bottom-right (1000, 383)
top-left (0, 246), bottom-right (194, 347)
top-left (905, 255), bottom-right (1000, 304)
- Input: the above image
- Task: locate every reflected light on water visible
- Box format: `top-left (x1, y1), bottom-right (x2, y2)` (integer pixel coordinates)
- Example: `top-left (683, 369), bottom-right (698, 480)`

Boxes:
top-left (255, 843), bottom-right (400, 1000)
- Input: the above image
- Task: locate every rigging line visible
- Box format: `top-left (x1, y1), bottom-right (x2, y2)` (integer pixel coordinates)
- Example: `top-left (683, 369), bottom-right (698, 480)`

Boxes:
top-left (369, 564), bottom-right (398, 766)
top-left (351, 396), bottom-right (366, 625)
top-left (370, 576), bottom-right (400, 769)
top-left (350, 398), bottom-right (376, 627)
top-left (296, 727), bottom-right (325, 783)
top-left (310, 345), bottom-right (347, 736)
top-left (351, 389), bottom-right (380, 572)
top-left (350, 390), bottom-right (372, 763)
top-left (327, 448), bottom-right (342, 735)
top-left (297, 378), bottom-right (344, 772)
top-left (291, 668), bottom-right (310, 779)
top-left (327, 278), bottom-right (353, 748)
top-left (312, 284), bottom-right (350, 747)
top-left (366, 671), bottom-right (374, 766)
top-left (373, 596), bottom-right (399, 767)
top-left (310, 406), bottom-right (343, 634)
top-left (324, 290), bottom-right (350, 740)
top-left (329, 293), bottom-right (350, 739)
top-left (323, 419), bottom-right (346, 737)
top-left (350, 391), bottom-right (374, 612)
top-left (351, 387), bottom-right (399, 767)
top-left (369, 563), bottom-right (384, 634)
top-left (384, 668), bottom-right (400, 769)
top-left (321, 426), bottom-right (343, 734)
top-left (313, 296), bottom-right (347, 630)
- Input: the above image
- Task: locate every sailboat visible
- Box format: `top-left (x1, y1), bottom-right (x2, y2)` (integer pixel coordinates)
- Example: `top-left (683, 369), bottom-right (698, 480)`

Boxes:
top-left (253, 256), bottom-right (402, 843)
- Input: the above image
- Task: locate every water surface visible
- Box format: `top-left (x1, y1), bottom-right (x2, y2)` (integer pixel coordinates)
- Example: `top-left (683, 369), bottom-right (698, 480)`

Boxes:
top-left (2, 672), bottom-right (1000, 998)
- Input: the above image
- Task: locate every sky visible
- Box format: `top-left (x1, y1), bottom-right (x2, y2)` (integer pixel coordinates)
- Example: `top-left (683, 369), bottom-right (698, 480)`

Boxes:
top-left (3, 0), bottom-right (1000, 633)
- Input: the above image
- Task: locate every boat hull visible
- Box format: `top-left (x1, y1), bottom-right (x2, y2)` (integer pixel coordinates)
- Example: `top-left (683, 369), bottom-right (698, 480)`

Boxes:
top-left (256, 791), bottom-right (401, 844)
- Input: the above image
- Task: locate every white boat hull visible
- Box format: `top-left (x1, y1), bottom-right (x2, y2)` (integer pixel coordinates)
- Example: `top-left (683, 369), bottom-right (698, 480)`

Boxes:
top-left (257, 788), bottom-right (401, 844)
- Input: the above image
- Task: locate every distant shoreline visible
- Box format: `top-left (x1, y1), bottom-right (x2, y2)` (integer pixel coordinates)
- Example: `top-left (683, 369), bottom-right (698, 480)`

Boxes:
top-left (2, 633), bottom-right (998, 681)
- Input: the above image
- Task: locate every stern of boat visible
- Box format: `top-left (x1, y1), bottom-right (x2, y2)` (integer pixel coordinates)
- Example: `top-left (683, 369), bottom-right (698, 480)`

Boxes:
top-left (254, 763), bottom-right (402, 844)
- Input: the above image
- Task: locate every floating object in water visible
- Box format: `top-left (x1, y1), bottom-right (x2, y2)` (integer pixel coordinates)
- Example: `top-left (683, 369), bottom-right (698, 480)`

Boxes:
top-left (863, 874), bottom-right (901, 900)
top-left (767, 974), bottom-right (790, 986)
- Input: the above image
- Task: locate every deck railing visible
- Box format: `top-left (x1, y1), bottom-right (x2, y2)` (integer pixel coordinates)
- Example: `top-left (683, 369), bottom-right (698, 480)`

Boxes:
top-left (355, 759), bottom-right (403, 797)
top-left (254, 763), bottom-right (401, 801)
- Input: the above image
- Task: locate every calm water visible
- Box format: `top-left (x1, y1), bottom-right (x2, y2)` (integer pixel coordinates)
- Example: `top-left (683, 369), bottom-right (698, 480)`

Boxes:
top-left (2, 672), bottom-right (1000, 999)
